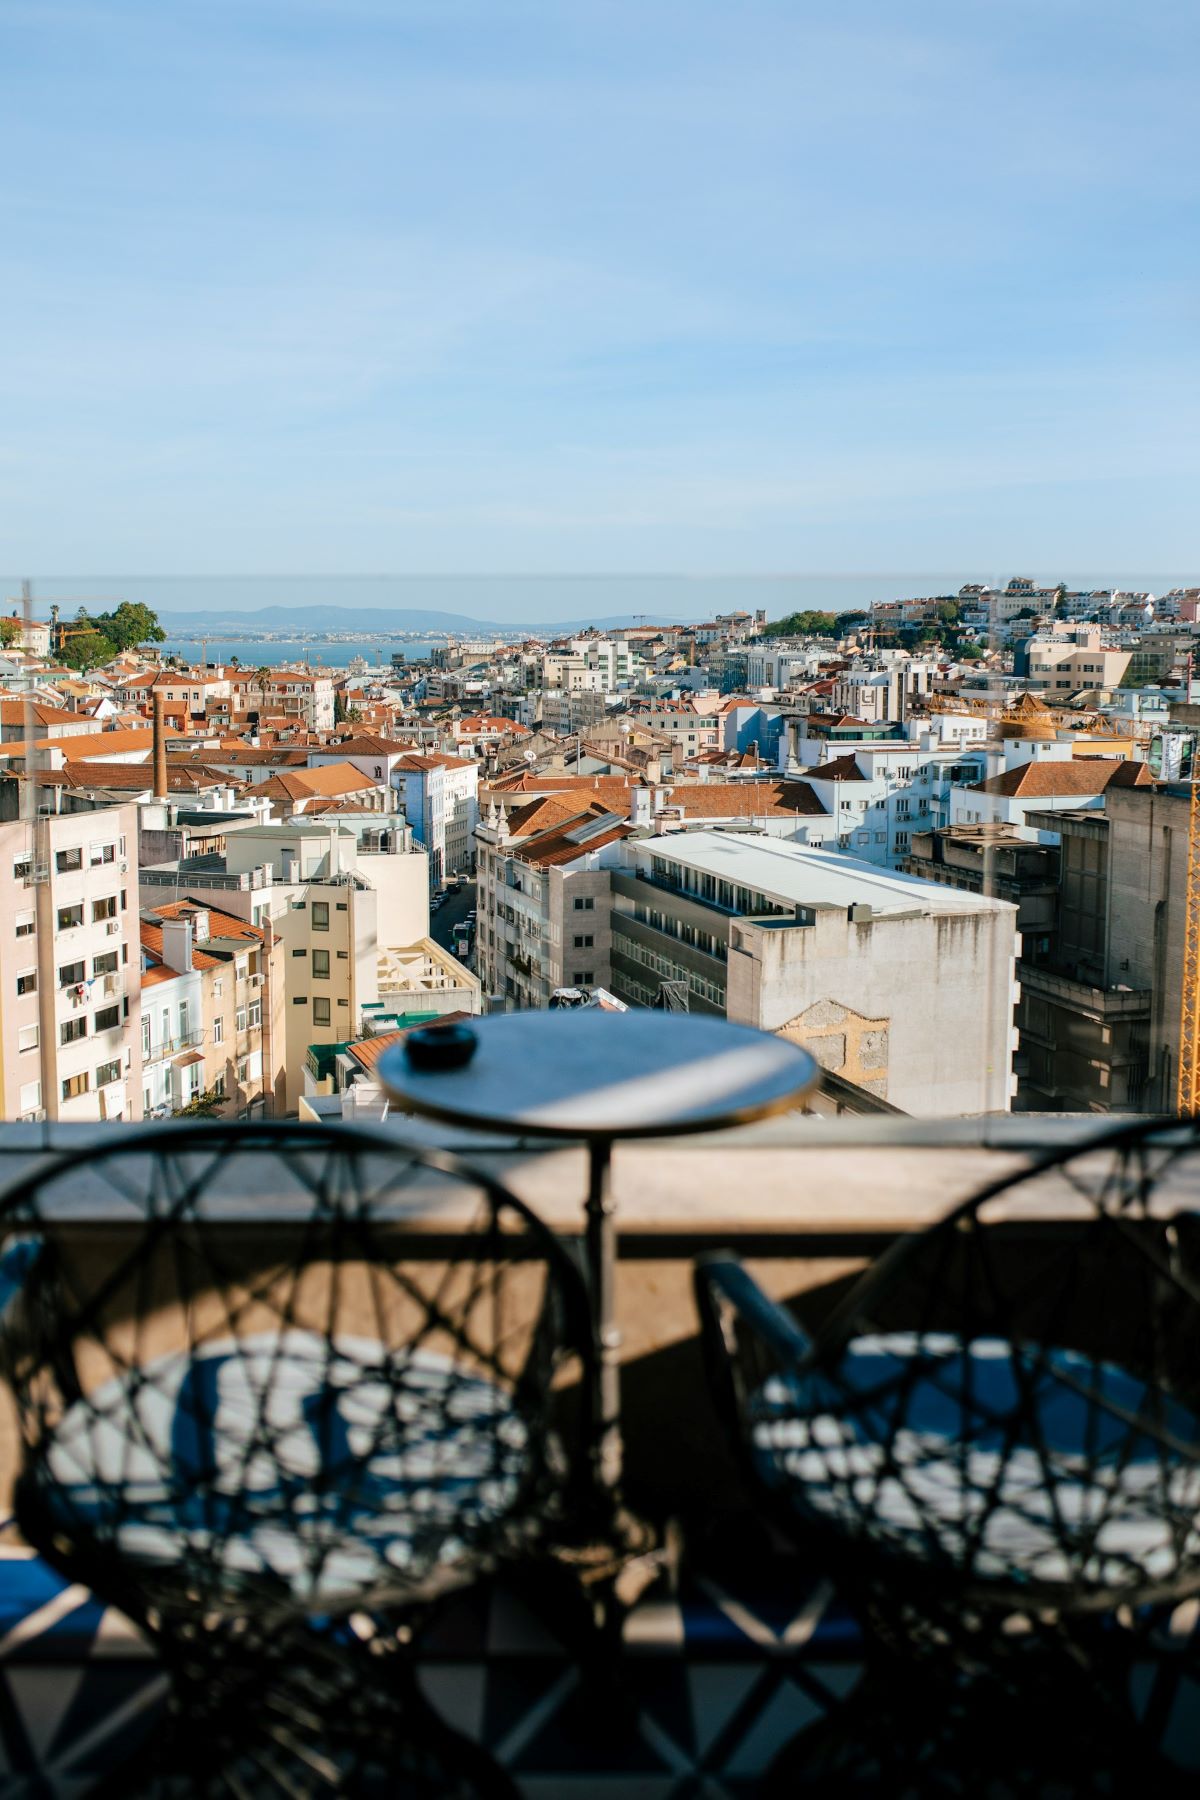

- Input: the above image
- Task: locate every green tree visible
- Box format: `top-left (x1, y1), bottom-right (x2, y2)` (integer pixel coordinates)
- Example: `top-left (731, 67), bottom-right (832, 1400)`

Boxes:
top-left (94, 601), bottom-right (165, 651)
top-left (60, 629), bottom-right (116, 671)
top-left (67, 601), bottom-right (163, 655)
top-left (173, 1086), bottom-right (226, 1119)
top-left (334, 690), bottom-right (350, 725)
top-left (0, 617), bottom-right (21, 648)
top-left (765, 609), bottom-right (840, 636)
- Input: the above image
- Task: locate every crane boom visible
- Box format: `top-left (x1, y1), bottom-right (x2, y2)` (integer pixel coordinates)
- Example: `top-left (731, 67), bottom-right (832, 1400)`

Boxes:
top-left (1177, 773), bottom-right (1200, 1115)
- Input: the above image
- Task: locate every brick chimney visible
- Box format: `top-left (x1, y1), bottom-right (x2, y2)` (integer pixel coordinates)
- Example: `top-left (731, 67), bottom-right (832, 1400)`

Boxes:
top-left (153, 688), bottom-right (168, 800)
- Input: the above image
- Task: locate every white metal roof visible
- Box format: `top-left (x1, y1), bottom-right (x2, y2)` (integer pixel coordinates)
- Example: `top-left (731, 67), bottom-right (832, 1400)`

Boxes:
top-left (629, 831), bottom-right (1012, 917)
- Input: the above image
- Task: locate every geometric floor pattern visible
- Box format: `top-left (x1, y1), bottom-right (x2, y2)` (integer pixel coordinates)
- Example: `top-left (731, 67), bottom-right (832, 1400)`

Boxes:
top-left (6, 1532), bottom-right (1200, 1794)
top-left (417, 1546), bottom-right (866, 1798)
top-left (0, 1537), bottom-right (864, 1797)
top-left (0, 1547), bottom-right (166, 1800)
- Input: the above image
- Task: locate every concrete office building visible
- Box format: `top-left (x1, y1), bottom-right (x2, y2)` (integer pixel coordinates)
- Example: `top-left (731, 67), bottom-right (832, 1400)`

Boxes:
top-left (610, 831), bottom-right (1018, 1116)
top-left (1014, 783), bottom-right (1194, 1114)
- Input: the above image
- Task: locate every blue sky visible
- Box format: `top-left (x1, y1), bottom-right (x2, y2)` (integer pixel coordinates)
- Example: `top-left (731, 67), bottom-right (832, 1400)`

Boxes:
top-left (2, 0), bottom-right (1198, 585)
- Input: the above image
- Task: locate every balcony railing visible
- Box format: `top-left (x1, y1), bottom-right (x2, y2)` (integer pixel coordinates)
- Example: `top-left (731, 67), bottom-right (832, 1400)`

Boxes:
top-left (0, 1109), bottom-right (1193, 1794)
top-left (144, 1028), bottom-right (206, 1059)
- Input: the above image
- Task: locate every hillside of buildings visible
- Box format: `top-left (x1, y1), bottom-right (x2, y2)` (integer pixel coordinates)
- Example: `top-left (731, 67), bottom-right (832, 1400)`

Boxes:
top-left (0, 575), bottom-right (1195, 1125)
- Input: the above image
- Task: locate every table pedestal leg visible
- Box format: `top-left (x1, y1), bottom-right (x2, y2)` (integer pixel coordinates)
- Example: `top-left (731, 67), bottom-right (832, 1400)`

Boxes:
top-left (585, 1137), bottom-right (622, 1493)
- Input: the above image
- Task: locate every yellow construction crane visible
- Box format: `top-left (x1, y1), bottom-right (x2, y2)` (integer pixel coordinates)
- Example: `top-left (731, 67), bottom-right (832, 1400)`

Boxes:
top-left (1178, 771), bottom-right (1200, 1115)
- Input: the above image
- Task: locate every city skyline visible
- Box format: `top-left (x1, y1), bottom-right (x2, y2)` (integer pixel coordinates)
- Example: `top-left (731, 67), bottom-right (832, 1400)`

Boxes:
top-left (5, 571), bottom-right (1198, 630)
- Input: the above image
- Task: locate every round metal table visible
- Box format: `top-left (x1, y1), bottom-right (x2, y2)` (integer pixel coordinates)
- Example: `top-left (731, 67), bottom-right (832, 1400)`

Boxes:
top-left (377, 1012), bottom-right (820, 1491)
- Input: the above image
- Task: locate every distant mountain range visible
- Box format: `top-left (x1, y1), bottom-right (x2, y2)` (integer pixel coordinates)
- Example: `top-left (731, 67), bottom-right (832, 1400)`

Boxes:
top-left (155, 604), bottom-right (675, 635)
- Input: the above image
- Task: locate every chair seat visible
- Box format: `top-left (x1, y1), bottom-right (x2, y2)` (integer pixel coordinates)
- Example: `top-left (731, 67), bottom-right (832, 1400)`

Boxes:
top-left (752, 1332), bottom-right (1200, 1597)
top-left (39, 1331), bottom-right (529, 1610)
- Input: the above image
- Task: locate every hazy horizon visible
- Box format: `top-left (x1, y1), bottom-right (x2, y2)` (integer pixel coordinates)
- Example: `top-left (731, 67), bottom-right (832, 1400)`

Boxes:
top-left (3, 571), bottom-right (1195, 629)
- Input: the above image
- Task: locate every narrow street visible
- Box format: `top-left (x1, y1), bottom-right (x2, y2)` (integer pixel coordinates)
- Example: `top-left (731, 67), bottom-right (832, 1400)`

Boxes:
top-left (429, 878), bottom-right (477, 958)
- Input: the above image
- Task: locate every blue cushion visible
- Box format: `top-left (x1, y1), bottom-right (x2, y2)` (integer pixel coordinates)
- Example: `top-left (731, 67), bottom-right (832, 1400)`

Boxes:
top-left (0, 1236), bottom-right (42, 1323)
top-left (752, 1332), bottom-right (1200, 1593)
top-left (41, 1332), bottom-right (529, 1609)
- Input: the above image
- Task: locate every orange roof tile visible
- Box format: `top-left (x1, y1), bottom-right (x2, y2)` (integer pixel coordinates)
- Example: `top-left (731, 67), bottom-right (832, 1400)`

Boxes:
top-left (149, 900), bottom-right (264, 943)
top-left (346, 1014), bottom-right (475, 1073)
top-left (806, 755), bottom-right (869, 782)
top-left (667, 780), bottom-right (825, 819)
top-left (972, 759), bottom-right (1150, 798)
top-left (35, 725), bottom-right (182, 758)
top-left (513, 814), bottom-right (635, 868)
top-left (139, 921), bottom-right (223, 971)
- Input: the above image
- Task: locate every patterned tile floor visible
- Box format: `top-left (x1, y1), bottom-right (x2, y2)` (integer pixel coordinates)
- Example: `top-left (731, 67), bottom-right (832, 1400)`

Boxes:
top-left (0, 1535), bottom-right (864, 1796)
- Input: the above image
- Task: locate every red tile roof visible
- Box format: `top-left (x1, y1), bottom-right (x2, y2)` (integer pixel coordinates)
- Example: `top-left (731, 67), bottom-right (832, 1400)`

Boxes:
top-left (513, 813), bottom-right (636, 868)
top-left (150, 900), bottom-right (264, 943)
top-left (346, 1014), bottom-right (475, 1073)
top-left (805, 755), bottom-right (869, 782)
top-left (666, 780), bottom-right (825, 819)
top-left (140, 920), bottom-right (223, 971)
top-left (57, 760), bottom-right (236, 792)
top-left (506, 793), bottom-right (601, 836)
top-left (971, 759), bottom-right (1151, 797)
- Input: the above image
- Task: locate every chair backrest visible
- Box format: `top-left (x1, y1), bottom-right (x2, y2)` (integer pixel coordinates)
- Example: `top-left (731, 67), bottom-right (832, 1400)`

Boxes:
top-left (697, 1118), bottom-right (1200, 1615)
top-left (0, 1121), bottom-right (591, 1630)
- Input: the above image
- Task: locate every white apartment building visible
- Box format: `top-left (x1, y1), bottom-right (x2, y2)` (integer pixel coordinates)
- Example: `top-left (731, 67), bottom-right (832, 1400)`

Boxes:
top-left (830, 656), bottom-right (938, 724)
top-left (949, 758), bottom-right (1150, 841)
top-left (0, 611), bottom-right (52, 657)
top-left (778, 734), bottom-right (988, 869)
top-left (0, 807), bottom-right (143, 1122)
top-left (139, 953), bottom-right (205, 1117)
top-left (634, 702), bottom-right (722, 759)
top-left (610, 831), bottom-right (1018, 1116)
top-left (569, 637), bottom-right (639, 691)
top-left (745, 644), bottom-right (822, 690)
top-left (958, 579), bottom-right (1057, 629)
top-left (385, 752), bottom-right (478, 883)
top-left (542, 653), bottom-right (606, 693)
top-left (245, 670), bottom-right (335, 732)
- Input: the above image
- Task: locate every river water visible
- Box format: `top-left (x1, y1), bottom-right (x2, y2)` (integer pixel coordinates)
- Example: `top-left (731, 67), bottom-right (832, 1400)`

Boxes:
top-left (159, 638), bottom-right (438, 667)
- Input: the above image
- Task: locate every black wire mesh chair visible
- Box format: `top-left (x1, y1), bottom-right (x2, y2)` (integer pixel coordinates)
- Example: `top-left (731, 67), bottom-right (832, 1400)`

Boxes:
top-left (696, 1117), bottom-right (1200, 1788)
top-left (0, 1121), bottom-right (593, 1798)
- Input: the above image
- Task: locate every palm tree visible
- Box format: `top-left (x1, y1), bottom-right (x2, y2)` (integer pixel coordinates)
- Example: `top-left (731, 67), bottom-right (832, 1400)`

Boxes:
top-left (252, 665), bottom-right (271, 725)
